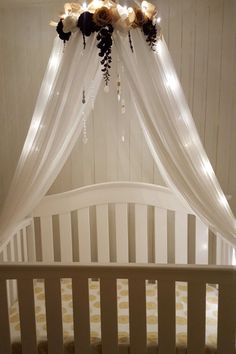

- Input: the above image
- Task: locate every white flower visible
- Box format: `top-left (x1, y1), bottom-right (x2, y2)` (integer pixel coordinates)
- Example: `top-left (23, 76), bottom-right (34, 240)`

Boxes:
top-left (63, 15), bottom-right (78, 33)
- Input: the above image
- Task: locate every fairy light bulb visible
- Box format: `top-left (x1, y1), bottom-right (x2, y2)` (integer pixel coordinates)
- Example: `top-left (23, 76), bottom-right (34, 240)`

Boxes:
top-left (166, 74), bottom-right (178, 90)
top-left (82, 2), bottom-right (88, 10)
top-left (219, 194), bottom-right (228, 208)
top-left (201, 159), bottom-right (214, 178)
top-left (157, 16), bottom-right (161, 23)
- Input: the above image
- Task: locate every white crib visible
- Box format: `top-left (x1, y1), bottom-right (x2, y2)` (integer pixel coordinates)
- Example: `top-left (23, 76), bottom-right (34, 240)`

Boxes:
top-left (0, 182), bottom-right (235, 354)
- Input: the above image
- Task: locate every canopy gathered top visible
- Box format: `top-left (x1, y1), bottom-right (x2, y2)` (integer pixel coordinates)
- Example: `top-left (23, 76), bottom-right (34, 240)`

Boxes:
top-left (0, 0), bottom-right (235, 246)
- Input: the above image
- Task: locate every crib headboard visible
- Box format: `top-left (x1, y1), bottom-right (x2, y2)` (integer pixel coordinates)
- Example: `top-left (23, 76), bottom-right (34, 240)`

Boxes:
top-left (31, 182), bottom-right (234, 266)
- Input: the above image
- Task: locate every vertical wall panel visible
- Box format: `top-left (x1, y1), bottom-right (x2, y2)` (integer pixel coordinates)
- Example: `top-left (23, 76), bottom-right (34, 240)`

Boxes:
top-left (216, 0), bottom-right (236, 192)
top-left (204, 0), bottom-right (224, 169)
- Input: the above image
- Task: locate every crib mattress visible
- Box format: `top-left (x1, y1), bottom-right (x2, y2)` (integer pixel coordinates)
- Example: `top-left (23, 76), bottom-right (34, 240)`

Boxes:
top-left (9, 279), bottom-right (219, 354)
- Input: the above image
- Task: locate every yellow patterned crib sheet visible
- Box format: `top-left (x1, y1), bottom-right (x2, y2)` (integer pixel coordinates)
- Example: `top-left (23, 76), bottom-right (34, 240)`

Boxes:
top-left (9, 279), bottom-right (219, 353)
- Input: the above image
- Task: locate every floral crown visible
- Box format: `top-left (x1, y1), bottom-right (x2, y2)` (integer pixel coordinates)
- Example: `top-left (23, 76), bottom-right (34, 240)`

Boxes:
top-left (54, 0), bottom-right (162, 85)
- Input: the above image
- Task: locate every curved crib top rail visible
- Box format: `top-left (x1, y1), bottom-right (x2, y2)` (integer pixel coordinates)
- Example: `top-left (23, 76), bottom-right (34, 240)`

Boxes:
top-left (33, 182), bottom-right (192, 217)
top-left (0, 182), bottom-right (234, 270)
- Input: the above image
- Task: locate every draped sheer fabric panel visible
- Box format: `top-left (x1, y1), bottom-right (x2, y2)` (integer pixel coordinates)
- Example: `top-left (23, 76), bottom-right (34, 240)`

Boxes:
top-left (114, 31), bottom-right (236, 244)
top-left (0, 34), bottom-right (102, 244)
top-left (0, 29), bottom-right (235, 245)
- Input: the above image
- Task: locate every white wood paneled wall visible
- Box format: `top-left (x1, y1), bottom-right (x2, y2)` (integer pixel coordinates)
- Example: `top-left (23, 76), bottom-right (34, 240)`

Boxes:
top-left (0, 0), bottom-right (236, 216)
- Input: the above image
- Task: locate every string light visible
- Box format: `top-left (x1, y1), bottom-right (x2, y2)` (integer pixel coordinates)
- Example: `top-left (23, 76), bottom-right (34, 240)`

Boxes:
top-left (82, 2), bottom-right (88, 11)
top-left (219, 194), bottom-right (228, 208)
top-left (201, 160), bottom-right (214, 178)
top-left (166, 74), bottom-right (178, 90)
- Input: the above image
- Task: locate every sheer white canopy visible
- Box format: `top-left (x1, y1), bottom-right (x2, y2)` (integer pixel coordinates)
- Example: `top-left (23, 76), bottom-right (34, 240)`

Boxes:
top-left (0, 28), bottom-right (235, 245)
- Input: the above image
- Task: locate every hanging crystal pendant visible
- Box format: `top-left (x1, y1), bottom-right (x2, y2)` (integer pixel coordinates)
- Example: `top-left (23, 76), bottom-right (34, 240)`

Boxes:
top-left (82, 90), bottom-right (86, 104)
top-left (117, 74), bottom-right (121, 102)
top-left (121, 98), bottom-right (126, 114)
top-left (82, 112), bottom-right (88, 144)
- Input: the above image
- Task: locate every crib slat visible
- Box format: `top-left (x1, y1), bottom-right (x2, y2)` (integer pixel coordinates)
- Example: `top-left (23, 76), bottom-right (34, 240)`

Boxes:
top-left (167, 211), bottom-right (175, 263)
top-left (0, 280), bottom-right (11, 354)
top-left (217, 281), bottom-right (236, 353)
top-left (129, 278), bottom-right (147, 354)
top-left (115, 203), bottom-right (128, 262)
top-left (22, 228), bottom-right (28, 262)
top-left (9, 238), bottom-right (17, 304)
top-left (44, 278), bottom-right (64, 354)
top-left (18, 279), bottom-right (37, 354)
top-left (100, 278), bottom-right (118, 354)
top-left (40, 216), bottom-right (54, 262)
top-left (72, 277), bottom-right (91, 354)
top-left (2, 248), bottom-right (10, 305)
top-left (77, 208), bottom-right (91, 262)
top-left (59, 213), bottom-right (73, 262)
top-left (158, 280), bottom-right (175, 353)
top-left (154, 207), bottom-right (167, 263)
top-left (135, 204), bottom-right (148, 263)
top-left (96, 205), bottom-right (110, 262)
top-left (175, 211), bottom-right (187, 264)
top-left (26, 223), bottom-right (36, 262)
top-left (187, 281), bottom-right (206, 353)
top-left (16, 231), bottom-right (23, 262)
top-left (195, 219), bottom-right (208, 264)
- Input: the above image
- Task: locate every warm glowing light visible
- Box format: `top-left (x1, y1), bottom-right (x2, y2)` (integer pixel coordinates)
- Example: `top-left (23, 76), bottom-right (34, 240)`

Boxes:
top-left (121, 135), bottom-right (125, 142)
top-left (166, 74), bottom-right (178, 90)
top-left (117, 4), bottom-right (129, 18)
top-left (219, 194), bottom-right (228, 208)
top-left (201, 159), bottom-right (214, 178)
top-left (155, 40), bottom-right (163, 55)
top-left (141, 1), bottom-right (148, 12)
top-left (157, 16), bottom-right (161, 23)
top-left (82, 2), bottom-right (88, 10)
top-left (202, 243), bottom-right (208, 251)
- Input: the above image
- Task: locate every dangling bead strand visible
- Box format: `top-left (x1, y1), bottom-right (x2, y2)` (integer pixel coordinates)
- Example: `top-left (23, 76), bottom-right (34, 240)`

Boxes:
top-left (82, 90), bottom-right (88, 144)
top-left (117, 74), bottom-right (121, 102)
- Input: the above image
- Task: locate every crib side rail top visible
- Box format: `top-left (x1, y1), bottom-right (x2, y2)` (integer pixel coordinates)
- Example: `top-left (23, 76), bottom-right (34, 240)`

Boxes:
top-left (31, 182), bottom-right (235, 266)
top-left (0, 262), bottom-right (235, 354)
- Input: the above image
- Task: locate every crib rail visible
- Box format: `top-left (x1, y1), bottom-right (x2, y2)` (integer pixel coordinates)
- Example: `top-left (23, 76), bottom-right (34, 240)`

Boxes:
top-left (0, 263), bottom-right (235, 354)
top-left (32, 182), bottom-right (235, 266)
